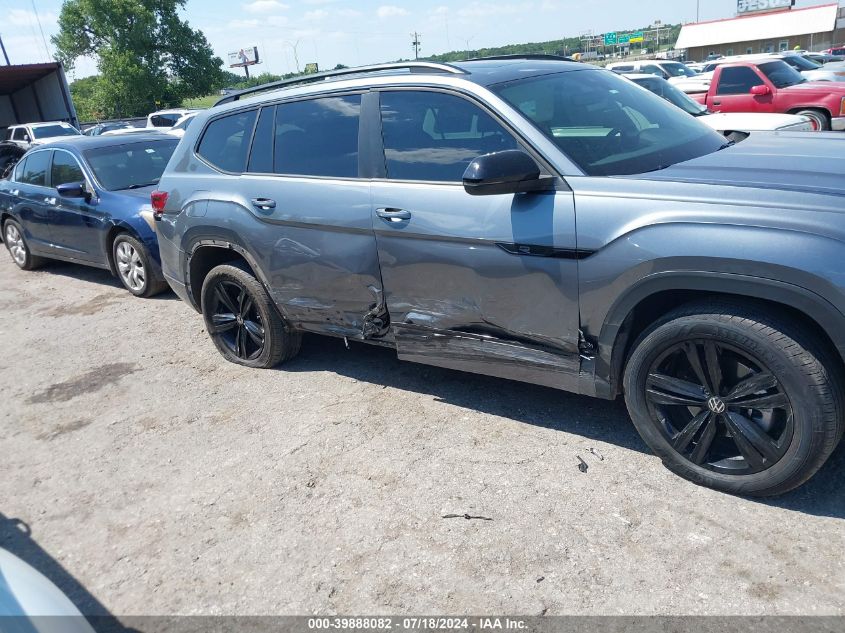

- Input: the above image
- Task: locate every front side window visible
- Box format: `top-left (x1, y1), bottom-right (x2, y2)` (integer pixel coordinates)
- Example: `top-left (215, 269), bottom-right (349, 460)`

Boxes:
top-left (716, 67), bottom-right (764, 94)
top-left (197, 110), bottom-right (258, 173)
top-left (84, 139), bottom-right (178, 191)
top-left (273, 95), bottom-right (360, 178)
top-left (380, 91), bottom-right (518, 182)
top-left (12, 128), bottom-right (28, 141)
top-left (51, 151), bottom-right (85, 187)
top-left (493, 69), bottom-right (725, 177)
top-left (18, 151), bottom-right (50, 186)
top-left (640, 64), bottom-right (665, 77)
top-left (661, 63), bottom-right (698, 78)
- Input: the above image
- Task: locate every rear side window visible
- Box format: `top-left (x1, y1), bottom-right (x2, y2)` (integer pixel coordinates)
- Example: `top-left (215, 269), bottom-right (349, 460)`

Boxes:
top-left (150, 114), bottom-right (182, 127)
top-left (51, 151), bottom-right (85, 186)
top-left (18, 151), bottom-right (50, 186)
top-left (716, 67), bottom-right (763, 95)
top-left (247, 106), bottom-right (275, 173)
top-left (273, 95), bottom-right (361, 178)
top-left (379, 91), bottom-right (518, 182)
top-left (197, 110), bottom-right (258, 173)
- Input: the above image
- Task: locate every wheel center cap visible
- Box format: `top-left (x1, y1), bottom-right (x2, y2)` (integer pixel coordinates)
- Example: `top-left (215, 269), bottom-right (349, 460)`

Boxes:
top-left (707, 397), bottom-right (726, 414)
top-left (236, 315), bottom-right (244, 325)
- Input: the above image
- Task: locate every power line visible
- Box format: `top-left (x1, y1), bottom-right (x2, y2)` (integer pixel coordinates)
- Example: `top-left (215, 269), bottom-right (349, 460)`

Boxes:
top-left (30, 0), bottom-right (51, 62)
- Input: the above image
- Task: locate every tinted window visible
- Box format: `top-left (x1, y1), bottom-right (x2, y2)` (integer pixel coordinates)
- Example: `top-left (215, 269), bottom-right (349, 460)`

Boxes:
top-left (758, 60), bottom-right (805, 88)
top-left (247, 106), bottom-right (275, 173)
top-left (380, 91), bottom-right (518, 182)
top-left (84, 139), bottom-right (178, 191)
top-left (31, 125), bottom-right (79, 139)
top-left (13, 157), bottom-right (27, 181)
top-left (197, 110), bottom-right (258, 173)
top-left (51, 151), bottom-right (85, 186)
top-left (716, 67), bottom-right (764, 94)
top-left (18, 151), bottom-right (50, 186)
top-left (273, 96), bottom-right (360, 178)
top-left (12, 128), bottom-right (27, 141)
top-left (640, 64), bottom-right (665, 77)
top-left (494, 69), bottom-right (725, 177)
top-left (150, 114), bottom-right (182, 127)
top-left (662, 62), bottom-right (698, 77)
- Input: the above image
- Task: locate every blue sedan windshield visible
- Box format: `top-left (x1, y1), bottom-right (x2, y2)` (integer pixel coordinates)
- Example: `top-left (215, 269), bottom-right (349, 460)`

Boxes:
top-left (84, 139), bottom-right (179, 191)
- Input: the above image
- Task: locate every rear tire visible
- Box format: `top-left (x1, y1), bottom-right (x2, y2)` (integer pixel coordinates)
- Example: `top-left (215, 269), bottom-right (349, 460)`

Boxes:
top-left (200, 262), bottom-right (301, 369)
top-left (795, 109), bottom-right (830, 131)
top-left (3, 219), bottom-right (45, 270)
top-left (623, 299), bottom-right (844, 497)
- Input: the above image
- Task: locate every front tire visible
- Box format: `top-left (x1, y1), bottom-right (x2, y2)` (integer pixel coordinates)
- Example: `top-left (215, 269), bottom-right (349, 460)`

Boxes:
top-left (113, 233), bottom-right (168, 297)
top-left (623, 300), bottom-right (844, 496)
top-left (4, 219), bottom-right (45, 270)
top-left (200, 262), bottom-right (301, 369)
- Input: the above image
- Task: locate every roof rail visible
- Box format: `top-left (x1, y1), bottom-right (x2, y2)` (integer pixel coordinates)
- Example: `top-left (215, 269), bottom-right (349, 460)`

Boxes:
top-left (215, 61), bottom-right (467, 106)
top-left (463, 54), bottom-right (576, 62)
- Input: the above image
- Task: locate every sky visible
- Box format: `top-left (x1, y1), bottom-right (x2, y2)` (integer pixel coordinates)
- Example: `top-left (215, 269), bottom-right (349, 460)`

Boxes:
top-left (1, 0), bottom-right (838, 80)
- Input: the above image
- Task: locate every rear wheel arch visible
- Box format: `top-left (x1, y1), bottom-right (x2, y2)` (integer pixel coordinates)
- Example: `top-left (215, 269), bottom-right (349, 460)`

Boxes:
top-left (104, 224), bottom-right (141, 275)
top-left (186, 242), bottom-right (269, 312)
top-left (788, 107), bottom-right (831, 130)
top-left (596, 273), bottom-right (845, 399)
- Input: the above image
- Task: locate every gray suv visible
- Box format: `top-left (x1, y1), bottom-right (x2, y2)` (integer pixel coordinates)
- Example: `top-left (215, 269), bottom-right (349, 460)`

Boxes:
top-left (154, 58), bottom-right (845, 496)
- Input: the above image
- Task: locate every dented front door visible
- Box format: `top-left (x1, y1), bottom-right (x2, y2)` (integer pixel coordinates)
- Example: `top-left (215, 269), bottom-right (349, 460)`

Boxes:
top-left (371, 181), bottom-right (581, 391)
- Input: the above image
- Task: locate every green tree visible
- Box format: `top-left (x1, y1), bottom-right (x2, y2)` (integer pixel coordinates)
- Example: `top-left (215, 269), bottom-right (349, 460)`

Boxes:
top-left (53, 0), bottom-right (225, 118)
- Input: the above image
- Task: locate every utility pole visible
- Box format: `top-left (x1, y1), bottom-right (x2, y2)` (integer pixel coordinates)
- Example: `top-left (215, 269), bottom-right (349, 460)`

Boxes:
top-left (696, 0), bottom-right (700, 22)
top-left (0, 34), bottom-right (9, 65)
top-left (411, 32), bottom-right (421, 59)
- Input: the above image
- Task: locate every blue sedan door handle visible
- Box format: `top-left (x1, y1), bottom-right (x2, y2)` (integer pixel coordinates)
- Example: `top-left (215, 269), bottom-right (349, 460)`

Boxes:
top-left (44, 196), bottom-right (57, 206)
top-left (251, 197), bottom-right (276, 210)
top-left (376, 207), bottom-right (411, 222)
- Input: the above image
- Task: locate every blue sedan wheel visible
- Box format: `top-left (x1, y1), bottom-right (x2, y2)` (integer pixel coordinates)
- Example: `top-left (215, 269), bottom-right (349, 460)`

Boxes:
top-left (111, 233), bottom-right (168, 298)
top-left (4, 219), bottom-right (45, 271)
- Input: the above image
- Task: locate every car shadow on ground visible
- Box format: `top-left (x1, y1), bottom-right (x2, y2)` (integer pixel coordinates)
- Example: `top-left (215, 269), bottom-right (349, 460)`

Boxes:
top-left (284, 334), bottom-right (845, 520)
top-left (31, 261), bottom-right (177, 301)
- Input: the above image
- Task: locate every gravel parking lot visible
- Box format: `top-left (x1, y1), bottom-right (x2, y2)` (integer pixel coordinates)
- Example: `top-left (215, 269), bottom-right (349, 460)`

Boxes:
top-left (1, 254), bottom-right (844, 616)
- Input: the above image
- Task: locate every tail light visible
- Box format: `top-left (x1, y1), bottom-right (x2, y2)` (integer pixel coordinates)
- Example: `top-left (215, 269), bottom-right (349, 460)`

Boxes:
top-left (840, 96), bottom-right (845, 117)
top-left (151, 190), bottom-right (169, 220)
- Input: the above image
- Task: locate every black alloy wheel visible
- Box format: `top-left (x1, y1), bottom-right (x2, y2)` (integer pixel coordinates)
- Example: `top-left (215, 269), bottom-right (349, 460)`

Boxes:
top-left (644, 339), bottom-right (792, 475)
top-left (200, 262), bottom-right (302, 369)
top-left (208, 278), bottom-right (266, 361)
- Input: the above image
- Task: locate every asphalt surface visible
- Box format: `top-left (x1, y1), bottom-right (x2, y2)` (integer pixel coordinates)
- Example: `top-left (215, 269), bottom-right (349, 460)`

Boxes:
top-left (1, 254), bottom-right (844, 616)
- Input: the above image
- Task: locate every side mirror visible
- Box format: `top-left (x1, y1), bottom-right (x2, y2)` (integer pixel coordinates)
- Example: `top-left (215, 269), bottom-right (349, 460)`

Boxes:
top-left (751, 84), bottom-right (771, 96)
top-left (22, 134), bottom-right (30, 143)
top-left (463, 150), bottom-right (554, 196)
top-left (56, 182), bottom-right (86, 198)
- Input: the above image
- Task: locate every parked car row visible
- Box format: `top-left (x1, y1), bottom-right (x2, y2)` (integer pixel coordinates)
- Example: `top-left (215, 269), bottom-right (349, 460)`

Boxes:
top-left (4, 58), bottom-right (845, 499)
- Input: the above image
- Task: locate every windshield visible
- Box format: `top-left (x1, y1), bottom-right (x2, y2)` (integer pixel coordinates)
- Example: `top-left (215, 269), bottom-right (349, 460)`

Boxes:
top-left (493, 69), bottom-right (726, 176)
top-left (662, 62), bottom-right (698, 78)
top-left (630, 76), bottom-right (707, 117)
top-left (783, 55), bottom-right (821, 70)
top-left (32, 125), bottom-right (80, 139)
top-left (83, 139), bottom-right (178, 191)
top-left (758, 60), bottom-right (805, 87)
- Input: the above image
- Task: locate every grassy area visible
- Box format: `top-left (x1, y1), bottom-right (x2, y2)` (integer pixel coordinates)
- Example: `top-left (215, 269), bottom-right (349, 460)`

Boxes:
top-left (181, 94), bottom-right (219, 109)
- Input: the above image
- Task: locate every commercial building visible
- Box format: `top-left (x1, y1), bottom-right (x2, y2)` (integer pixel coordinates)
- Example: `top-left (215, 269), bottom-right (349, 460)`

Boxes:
top-left (675, 2), bottom-right (845, 61)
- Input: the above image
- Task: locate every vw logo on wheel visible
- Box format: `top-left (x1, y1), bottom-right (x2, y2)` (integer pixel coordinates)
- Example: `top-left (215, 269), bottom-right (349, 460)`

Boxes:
top-left (707, 397), bottom-right (727, 414)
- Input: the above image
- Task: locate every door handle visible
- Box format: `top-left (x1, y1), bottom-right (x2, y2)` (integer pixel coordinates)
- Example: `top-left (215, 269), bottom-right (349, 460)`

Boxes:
top-left (713, 101), bottom-right (721, 106)
top-left (44, 197), bottom-right (57, 206)
top-left (10, 189), bottom-right (19, 196)
top-left (376, 207), bottom-right (411, 222)
top-left (251, 197), bottom-right (276, 210)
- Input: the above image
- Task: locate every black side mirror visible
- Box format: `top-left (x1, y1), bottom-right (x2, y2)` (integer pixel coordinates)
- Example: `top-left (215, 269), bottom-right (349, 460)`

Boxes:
top-left (56, 182), bottom-right (86, 198)
top-left (463, 150), bottom-right (554, 196)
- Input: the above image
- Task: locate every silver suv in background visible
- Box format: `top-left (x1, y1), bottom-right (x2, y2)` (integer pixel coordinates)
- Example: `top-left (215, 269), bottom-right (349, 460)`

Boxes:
top-left (153, 58), bottom-right (845, 497)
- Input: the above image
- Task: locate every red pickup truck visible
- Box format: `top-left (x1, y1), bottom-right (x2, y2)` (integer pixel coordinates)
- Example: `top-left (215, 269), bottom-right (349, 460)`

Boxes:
top-left (691, 59), bottom-right (845, 131)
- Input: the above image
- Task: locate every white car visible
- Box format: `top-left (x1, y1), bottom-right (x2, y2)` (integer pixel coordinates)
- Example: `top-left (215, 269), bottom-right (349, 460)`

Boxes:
top-left (626, 74), bottom-right (814, 135)
top-left (166, 112), bottom-right (199, 138)
top-left (2, 121), bottom-right (80, 148)
top-left (146, 108), bottom-right (197, 129)
top-left (607, 60), bottom-right (711, 94)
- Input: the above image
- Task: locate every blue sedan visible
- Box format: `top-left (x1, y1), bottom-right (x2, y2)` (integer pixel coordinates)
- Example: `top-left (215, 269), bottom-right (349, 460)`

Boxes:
top-left (0, 134), bottom-right (178, 297)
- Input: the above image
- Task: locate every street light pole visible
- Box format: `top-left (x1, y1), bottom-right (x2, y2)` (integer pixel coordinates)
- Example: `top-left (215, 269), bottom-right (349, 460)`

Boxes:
top-left (696, 0), bottom-right (700, 22)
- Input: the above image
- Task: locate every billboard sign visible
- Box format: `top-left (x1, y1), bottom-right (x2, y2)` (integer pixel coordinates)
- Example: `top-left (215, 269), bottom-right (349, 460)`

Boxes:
top-left (737, 0), bottom-right (794, 15)
top-left (228, 46), bottom-right (259, 68)
top-left (629, 31), bottom-right (644, 43)
top-left (304, 62), bottom-right (319, 74)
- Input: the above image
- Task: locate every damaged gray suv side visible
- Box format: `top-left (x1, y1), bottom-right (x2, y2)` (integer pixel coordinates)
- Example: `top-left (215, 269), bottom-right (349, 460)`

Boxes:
top-left (154, 58), bottom-right (845, 496)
